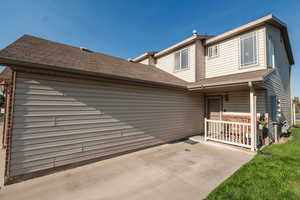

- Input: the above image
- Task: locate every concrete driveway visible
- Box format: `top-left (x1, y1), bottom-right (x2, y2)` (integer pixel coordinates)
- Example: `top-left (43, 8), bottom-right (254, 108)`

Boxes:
top-left (0, 141), bottom-right (253, 200)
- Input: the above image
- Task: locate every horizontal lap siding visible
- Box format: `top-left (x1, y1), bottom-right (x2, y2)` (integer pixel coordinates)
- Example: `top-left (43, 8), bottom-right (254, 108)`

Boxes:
top-left (223, 91), bottom-right (250, 113)
top-left (139, 59), bottom-right (149, 65)
top-left (10, 72), bottom-right (204, 176)
top-left (256, 90), bottom-right (267, 113)
top-left (223, 90), bottom-right (266, 113)
top-left (264, 25), bottom-right (291, 126)
top-left (156, 44), bottom-right (196, 82)
top-left (205, 27), bottom-right (266, 78)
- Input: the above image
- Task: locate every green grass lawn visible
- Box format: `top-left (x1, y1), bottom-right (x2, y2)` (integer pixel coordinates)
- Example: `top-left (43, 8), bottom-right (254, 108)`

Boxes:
top-left (204, 124), bottom-right (300, 200)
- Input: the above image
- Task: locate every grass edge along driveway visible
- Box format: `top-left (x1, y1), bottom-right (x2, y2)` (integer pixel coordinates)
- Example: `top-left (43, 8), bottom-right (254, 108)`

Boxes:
top-left (204, 124), bottom-right (300, 200)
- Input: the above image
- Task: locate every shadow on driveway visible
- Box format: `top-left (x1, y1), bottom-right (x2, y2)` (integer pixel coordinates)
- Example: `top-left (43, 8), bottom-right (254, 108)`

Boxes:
top-left (0, 141), bottom-right (253, 200)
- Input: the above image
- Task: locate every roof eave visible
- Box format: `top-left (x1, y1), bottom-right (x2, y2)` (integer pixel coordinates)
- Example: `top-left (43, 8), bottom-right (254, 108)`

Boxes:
top-left (187, 78), bottom-right (264, 91)
top-left (0, 57), bottom-right (187, 89)
top-left (154, 35), bottom-right (207, 58)
top-left (132, 35), bottom-right (211, 62)
top-left (205, 14), bottom-right (274, 45)
top-left (279, 25), bottom-right (294, 65)
top-left (131, 51), bottom-right (157, 63)
top-left (265, 16), bottom-right (294, 65)
top-left (205, 14), bottom-right (294, 65)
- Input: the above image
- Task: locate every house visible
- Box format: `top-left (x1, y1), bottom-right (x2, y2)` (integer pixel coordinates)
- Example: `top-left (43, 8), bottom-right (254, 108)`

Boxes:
top-left (131, 14), bottom-right (294, 143)
top-left (0, 14), bottom-right (294, 185)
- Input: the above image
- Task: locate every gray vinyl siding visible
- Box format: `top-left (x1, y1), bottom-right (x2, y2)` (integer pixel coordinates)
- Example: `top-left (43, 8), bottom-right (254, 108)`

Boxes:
top-left (155, 44), bottom-right (196, 82)
top-left (264, 24), bottom-right (292, 127)
top-left (139, 58), bottom-right (149, 65)
top-left (10, 72), bottom-right (204, 177)
top-left (222, 90), bottom-right (266, 113)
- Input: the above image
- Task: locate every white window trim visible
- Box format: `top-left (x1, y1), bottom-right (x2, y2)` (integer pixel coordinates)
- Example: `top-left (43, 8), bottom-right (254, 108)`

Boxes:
top-left (239, 32), bottom-right (259, 69)
top-left (174, 48), bottom-right (190, 72)
top-left (268, 35), bottom-right (275, 69)
top-left (207, 44), bottom-right (219, 59)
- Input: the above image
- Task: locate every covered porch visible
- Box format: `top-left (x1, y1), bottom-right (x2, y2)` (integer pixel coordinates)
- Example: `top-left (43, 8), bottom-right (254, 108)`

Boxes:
top-left (188, 70), bottom-right (271, 151)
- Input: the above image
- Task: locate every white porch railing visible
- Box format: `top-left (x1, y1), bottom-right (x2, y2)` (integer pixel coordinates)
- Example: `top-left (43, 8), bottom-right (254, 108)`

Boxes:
top-left (205, 118), bottom-right (252, 148)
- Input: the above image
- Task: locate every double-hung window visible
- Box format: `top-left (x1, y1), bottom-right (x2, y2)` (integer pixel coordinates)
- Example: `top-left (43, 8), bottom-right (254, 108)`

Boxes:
top-left (207, 45), bottom-right (219, 58)
top-left (174, 48), bottom-right (189, 71)
top-left (268, 35), bottom-right (275, 68)
top-left (240, 32), bottom-right (258, 68)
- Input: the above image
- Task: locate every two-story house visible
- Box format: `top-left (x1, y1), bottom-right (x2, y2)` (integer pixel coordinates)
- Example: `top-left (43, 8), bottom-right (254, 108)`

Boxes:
top-left (132, 14), bottom-right (294, 147)
top-left (0, 14), bottom-right (294, 184)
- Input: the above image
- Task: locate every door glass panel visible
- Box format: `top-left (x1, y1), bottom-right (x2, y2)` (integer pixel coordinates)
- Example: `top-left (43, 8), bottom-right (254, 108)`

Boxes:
top-left (208, 98), bottom-right (221, 120)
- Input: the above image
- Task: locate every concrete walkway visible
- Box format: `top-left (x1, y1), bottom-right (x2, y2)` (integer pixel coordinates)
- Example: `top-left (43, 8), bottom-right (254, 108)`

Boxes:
top-left (0, 141), bottom-right (253, 200)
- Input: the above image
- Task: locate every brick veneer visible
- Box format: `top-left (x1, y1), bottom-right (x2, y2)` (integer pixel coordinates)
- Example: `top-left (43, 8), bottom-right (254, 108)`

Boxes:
top-left (222, 115), bottom-right (251, 123)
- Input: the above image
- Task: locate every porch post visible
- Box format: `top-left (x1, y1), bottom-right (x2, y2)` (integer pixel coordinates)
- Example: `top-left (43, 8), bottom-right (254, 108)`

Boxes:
top-left (249, 82), bottom-right (257, 151)
top-left (204, 118), bottom-right (207, 141)
top-left (293, 103), bottom-right (296, 126)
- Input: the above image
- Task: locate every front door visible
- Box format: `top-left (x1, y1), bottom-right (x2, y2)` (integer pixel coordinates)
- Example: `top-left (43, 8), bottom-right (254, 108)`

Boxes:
top-left (207, 97), bottom-right (222, 120)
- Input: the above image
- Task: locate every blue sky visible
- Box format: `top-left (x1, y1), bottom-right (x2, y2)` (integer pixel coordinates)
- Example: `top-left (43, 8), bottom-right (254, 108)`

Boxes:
top-left (1, 0), bottom-right (299, 96)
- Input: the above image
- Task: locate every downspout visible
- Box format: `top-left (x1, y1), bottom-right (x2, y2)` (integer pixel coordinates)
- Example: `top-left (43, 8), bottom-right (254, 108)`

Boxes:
top-left (0, 70), bottom-right (15, 188)
top-left (290, 65), bottom-right (294, 126)
top-left (4, 70), bottom-right (16, 185)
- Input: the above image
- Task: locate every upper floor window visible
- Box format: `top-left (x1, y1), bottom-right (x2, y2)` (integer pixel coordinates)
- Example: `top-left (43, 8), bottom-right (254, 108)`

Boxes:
top-left (240, 32), bottom-right (258, 68)
top-left (207, 45), bottom-right (219, 58)
top-left (174, 48), bottom-right (189, 71)
top-left (268, 35), bottom-right (275, 68)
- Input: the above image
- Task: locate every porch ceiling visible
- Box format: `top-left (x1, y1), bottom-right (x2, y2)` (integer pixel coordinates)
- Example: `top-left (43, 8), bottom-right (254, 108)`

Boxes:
top-left (188, 82), bottom-right (264, 93)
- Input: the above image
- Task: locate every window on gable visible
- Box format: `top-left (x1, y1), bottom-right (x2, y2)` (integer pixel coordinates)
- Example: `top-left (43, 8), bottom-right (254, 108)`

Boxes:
top-left (268, 35), bottom-right (275, 68)
top-left (207, 45), bottom-right (219, 58)
top-left (174, 48), bottom-right (189, 71)
top-left (240, 32), bottom-right (257, 68)
top-left (181, 48), bottom-right (188, 69)
top-left (174, 51), bottom-right (181, 71)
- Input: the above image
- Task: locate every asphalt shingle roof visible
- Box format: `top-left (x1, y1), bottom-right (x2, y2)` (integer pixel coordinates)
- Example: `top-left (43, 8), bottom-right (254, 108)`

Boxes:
top-left (0, 67), bottom-right (12, 82)
top-left (0, 35), bottom-right (271, 90)
top-left (0, 35), bottom-right (187, 88)
top-left (188, 69), bottom-right (272, 89)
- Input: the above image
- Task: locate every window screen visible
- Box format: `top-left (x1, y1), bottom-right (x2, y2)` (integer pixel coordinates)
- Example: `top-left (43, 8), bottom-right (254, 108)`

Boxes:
top-left (174, 48), bottom-right (189, 71)
top-left (240, 33), bottom-right (257, 67)
top-left (208, 47), bottom-right (212, 57)
top-left (174, 51), bottom-right (181, 71)
top-left (214, 45), bottom-right (218, 56)
top-left (207, 45), bottom-right (219, 58)
top-left (181, 48), bottom-right (188, 69)
top-left (268, 36), bottom-right (275, 68)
